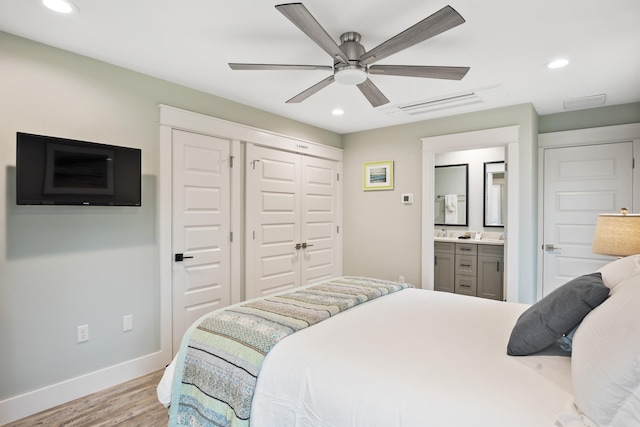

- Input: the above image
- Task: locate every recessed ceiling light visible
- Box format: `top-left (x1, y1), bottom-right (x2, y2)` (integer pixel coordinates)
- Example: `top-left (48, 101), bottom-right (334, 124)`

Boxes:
top-left (332, 108), bottom-right (345, 116)
top-left (41, 0), bottom-right (78, 14)
top-left (547, 58), bottom-right (569, 69)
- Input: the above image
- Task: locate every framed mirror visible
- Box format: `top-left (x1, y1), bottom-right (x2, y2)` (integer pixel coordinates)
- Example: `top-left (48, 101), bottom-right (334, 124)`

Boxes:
top-left (484, 161), bottom-right (505, 227)
top-left (434, 164), bottom-right (468, 226)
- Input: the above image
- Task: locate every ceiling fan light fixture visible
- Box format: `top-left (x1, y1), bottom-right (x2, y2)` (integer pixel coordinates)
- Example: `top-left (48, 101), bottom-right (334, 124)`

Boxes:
top-left (334, 66), bottom-right (367, 85)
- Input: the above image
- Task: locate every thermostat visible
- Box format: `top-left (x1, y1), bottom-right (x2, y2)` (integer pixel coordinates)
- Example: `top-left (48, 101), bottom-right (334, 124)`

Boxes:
top-left (402, 193), bottom-right (413, 205)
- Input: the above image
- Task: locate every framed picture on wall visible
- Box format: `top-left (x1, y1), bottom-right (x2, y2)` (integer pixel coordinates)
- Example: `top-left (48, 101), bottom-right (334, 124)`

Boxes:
top-left (363, 160), bottom-right (394, 191)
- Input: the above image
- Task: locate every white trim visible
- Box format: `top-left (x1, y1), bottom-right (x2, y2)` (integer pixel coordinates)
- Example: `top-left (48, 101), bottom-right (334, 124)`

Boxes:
top-left (539, 123), bottom-right (640, 148)
top-left (0, 351), bottom-right (164, 425)
top-left (159, 104), bottom-right (343, 162)
top-left (536, 122), bottom-right (640, 300)
top-left (421, 126), bottom-right (520, 302)
top-left (231, 139), bottom-right (243, 304)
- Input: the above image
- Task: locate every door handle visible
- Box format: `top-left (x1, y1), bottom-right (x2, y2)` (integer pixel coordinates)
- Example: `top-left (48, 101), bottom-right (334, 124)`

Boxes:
top-left (545, 244), bottom-right (561, 251)
top-left (295, 242), bottom-right (315, 250)
top-left (174, 253), bottom-right (194, 262)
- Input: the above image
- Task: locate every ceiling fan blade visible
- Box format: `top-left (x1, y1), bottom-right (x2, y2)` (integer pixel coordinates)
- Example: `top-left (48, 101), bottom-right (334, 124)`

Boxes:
top-left (368, 65), bottom-right (470, 80)
top-left (286, 75), bottom-right (335, 103)
top-left (276, 3), bottom-right (350, 64)
top-left (360, 5), bottom-right (465, 66)
top-left (229, 63), bottom-right (332, 71)
top-left (357, 78), bottom-right (390, 107)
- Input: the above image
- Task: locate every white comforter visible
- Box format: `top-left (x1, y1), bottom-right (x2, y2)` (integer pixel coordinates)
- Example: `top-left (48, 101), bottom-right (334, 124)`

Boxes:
top-left (250, 289), bottom-right (572, 427)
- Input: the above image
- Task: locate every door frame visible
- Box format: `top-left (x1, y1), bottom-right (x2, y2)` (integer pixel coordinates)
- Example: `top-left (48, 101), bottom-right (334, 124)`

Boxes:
top-left (158, 104), bottom-right (343, 357)
top-left (537, 123), bottom-right (640, 300)
top-left (421, 126), bottom-right (521, 302)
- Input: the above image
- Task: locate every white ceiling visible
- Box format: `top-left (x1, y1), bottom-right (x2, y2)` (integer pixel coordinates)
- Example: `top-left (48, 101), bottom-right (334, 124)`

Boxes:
top-left (1, 0), bottom-right (639, 134)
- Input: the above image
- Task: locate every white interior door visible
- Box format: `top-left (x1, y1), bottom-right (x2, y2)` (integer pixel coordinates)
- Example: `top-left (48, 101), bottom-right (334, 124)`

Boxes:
top-left (172, 129), bottom-right (231, 353)
top-left (542, 142), bottom-right (633, 296)
top-left (247, 146), bottom-right (301, 299)
top-left (246, 145), bottom-right (339, 299)
top-left (300, 156), bottom-right (339, 285)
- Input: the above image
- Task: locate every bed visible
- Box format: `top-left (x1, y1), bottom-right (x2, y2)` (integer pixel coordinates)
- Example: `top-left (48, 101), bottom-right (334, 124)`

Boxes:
top-left (158, 257), bottom-right (640, 427)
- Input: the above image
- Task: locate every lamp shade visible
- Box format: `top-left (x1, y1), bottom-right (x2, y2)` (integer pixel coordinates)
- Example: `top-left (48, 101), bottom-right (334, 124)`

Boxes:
top-left (592, 213), bottom-right (640, 257)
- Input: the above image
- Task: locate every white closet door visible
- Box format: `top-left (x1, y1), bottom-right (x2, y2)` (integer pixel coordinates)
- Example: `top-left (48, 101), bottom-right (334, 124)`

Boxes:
top-left (542, 142), bottom-right (633, 296)
top-left (246, 145), bottom-right (340, 299)
top-left (247, 145), bottom-right (301, 299)
top-left (172, 129), bottom-right (231, 353)
top-left (300, 156), bottom-right (340, 285)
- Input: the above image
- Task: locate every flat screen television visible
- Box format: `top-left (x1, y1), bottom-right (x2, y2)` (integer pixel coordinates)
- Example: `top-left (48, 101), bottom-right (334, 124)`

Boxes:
top-left (16, 132), bottom-right (141, 206)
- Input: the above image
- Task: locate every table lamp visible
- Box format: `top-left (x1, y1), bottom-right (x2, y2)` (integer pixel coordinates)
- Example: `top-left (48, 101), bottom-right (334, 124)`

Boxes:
top-left (592, 208), bottom-right (640, 257)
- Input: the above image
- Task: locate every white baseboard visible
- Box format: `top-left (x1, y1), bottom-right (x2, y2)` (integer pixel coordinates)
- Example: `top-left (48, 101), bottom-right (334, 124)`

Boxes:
top-left (0, 350), bottom-right (170, 425)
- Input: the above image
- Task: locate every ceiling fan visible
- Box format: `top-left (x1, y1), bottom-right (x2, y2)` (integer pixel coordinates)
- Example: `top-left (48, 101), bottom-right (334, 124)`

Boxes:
top-left (229, 3), bottom-right (470, 107)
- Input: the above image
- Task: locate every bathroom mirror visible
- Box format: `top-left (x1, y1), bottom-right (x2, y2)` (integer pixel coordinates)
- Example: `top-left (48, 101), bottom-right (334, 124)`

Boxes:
top-left (484, 161), bottom-right (505, 227)
top-left (434, 164), bottom-right (468, 226)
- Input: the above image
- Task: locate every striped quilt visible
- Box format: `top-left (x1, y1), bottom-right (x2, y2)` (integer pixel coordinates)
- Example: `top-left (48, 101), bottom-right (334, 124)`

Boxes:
top-left (168, 276), bottom-right (412, 427)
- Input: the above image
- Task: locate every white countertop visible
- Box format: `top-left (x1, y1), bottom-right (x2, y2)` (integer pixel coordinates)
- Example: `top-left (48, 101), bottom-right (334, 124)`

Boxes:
top-left (434, 237), bottom-right (504, 246)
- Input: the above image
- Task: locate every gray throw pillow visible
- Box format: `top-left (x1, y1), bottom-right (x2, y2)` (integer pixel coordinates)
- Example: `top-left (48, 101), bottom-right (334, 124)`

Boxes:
top-left (507, 272), bottom-right (609, 356)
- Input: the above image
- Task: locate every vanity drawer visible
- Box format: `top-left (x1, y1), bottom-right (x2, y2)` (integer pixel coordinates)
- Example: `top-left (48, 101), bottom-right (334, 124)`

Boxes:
top-left (434, 241), bottom-right (455, 253)
top-left (456, 243), bottom-right (477, 256)
top-left (478, 244), bottom-right (503, 256)
top-left (455, 275), bottom-right (477, 296)
top-left (455, 255), bottom-right (477, 276)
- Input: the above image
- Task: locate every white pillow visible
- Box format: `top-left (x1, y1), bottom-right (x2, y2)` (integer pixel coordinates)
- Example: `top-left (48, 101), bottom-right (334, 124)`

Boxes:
top-left (571, 273), bottom-right (640, 426)
top-left (597, 254), bottom-right (640, 289)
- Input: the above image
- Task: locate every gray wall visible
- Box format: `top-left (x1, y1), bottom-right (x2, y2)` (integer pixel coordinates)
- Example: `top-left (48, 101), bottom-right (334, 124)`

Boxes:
top-left (539, 102), bottom-right (640, 133)
top-left (0, 32), bottom-right (340, 401)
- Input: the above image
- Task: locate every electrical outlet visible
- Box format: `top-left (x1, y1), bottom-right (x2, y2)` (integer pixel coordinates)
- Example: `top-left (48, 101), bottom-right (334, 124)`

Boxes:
top-left (123, 315), bottom-right (133, 332)
top-left (399, 276), bottom-right (405, 283)
top-left (77, 324), bottom-right (89, 343)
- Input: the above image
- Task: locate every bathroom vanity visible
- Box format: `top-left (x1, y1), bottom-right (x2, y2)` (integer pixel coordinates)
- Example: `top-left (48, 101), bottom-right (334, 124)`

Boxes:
top-left (434, 238), bottom-right (504, 301)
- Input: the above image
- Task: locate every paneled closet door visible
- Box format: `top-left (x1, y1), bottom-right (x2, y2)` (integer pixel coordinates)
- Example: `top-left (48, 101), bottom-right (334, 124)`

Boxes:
top-left (247, 145), bottom-right (301, 299)
top-left (300, 156), bottom-right (340, 285)
top-left (246, 145), bottom-right (340, 299)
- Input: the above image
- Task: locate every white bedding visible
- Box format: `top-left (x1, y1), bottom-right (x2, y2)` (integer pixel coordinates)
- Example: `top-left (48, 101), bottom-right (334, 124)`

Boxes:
top-left (250, 289), bottom-right (573, 427)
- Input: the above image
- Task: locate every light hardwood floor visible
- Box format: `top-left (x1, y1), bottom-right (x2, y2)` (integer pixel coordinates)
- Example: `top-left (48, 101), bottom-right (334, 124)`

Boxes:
top-left (4, 369), bottom-right (168, 427)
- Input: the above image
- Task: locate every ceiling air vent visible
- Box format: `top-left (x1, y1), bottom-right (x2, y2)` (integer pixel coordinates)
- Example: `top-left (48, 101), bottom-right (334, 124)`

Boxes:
top-left (398, 92), bottom-right (482, 115)
top-left (563, 94), bottom-right (606, 110)
top-left (381, 85), bottom-right (508, 118)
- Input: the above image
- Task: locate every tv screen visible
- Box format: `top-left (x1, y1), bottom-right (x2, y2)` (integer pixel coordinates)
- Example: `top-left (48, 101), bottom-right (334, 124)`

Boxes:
top-left (16, 132), bottom-right (141, 206)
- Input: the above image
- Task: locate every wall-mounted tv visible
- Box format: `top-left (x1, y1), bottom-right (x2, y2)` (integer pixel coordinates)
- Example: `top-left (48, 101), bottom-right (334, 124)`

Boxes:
top-left (16, 132), bottom-right (141, 206)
